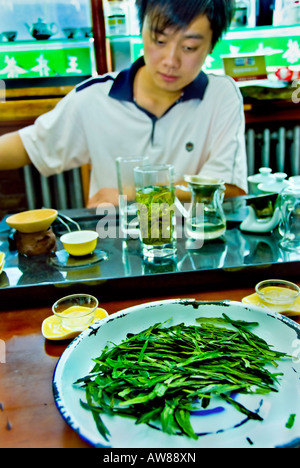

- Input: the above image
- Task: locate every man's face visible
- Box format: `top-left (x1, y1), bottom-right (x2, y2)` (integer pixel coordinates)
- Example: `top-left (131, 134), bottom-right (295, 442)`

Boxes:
top-left (141, 14), bottom-right (213, 95)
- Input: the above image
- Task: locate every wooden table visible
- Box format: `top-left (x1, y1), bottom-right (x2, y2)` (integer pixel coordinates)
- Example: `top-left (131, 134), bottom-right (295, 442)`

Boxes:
top-left (0, 285), bottom-right (299, 448)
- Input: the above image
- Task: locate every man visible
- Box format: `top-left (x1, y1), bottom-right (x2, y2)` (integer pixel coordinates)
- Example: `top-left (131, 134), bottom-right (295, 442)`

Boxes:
top-left (0, 0), bottom-right (247, 207)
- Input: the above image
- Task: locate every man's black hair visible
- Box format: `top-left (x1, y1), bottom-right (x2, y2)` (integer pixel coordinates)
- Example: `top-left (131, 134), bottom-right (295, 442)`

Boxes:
top-left (135, 0), bottom-right (235, 49)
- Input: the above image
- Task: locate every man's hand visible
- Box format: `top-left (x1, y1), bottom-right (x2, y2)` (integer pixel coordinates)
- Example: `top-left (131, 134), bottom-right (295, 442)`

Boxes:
top-left (87, 188), bottom-right (119, 208)
top-left (224, 183), bottom-right (246, 199)
top-left (175, 179), bottom-right (246, 201)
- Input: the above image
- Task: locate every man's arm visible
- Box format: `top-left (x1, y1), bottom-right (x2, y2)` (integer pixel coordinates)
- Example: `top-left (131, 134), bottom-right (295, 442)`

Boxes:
top-left (175, 179), bottom-right (246, 202)
top-left (87, 188), bottom-right (119, 208)
top-left (224, 183), bottom-right (246, 199)
top-left (0, 131), bottom-right (31, 170)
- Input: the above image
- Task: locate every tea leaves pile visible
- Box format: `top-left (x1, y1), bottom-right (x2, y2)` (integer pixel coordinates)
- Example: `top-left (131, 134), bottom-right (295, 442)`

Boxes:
top-left (75, 314), bottom-right (288, 441)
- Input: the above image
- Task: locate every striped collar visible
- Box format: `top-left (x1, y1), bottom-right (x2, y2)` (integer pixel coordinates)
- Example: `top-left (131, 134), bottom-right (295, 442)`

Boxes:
top-left (109, 56), bottom-right (209, 103)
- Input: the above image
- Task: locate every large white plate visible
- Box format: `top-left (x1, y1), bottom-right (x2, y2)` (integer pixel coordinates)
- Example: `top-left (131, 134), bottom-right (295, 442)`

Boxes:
top-left (53, 299), bottom-right (300, 448)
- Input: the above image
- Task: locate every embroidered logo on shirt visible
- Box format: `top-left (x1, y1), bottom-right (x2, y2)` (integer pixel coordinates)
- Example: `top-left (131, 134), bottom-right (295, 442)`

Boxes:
top-left (186, 142), bottom-right (194, 152)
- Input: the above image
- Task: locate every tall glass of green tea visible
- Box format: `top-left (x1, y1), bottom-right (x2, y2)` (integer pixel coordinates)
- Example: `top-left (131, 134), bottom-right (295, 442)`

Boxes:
top-left (134, 164), bottom-right (176, 260)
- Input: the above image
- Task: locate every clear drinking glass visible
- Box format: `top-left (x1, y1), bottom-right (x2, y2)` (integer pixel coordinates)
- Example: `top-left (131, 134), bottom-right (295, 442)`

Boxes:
top-left (278, 180), bottom-right (300, 253)
top-left (134, 164), bottom-right (177, 260)
top-left (52, 294), bottom-right (99, 331)
top-left (116, 156), bottom-right (149, 237)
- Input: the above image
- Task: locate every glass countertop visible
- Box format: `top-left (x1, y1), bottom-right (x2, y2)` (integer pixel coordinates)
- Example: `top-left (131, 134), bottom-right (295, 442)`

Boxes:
top-left (0, 205), bottom-right (299, 309)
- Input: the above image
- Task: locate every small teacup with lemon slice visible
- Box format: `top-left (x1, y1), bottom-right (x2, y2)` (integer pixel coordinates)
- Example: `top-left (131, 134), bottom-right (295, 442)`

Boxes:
top-left (242, 279), bottom-right (300, 316)
top-left (42, 293), bottom-right (108, 340)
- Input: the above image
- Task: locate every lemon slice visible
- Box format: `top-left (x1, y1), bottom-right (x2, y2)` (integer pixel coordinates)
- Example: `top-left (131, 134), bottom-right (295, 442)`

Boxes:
top-left (242, 292), bottom-right (300, 317)
top-left (0, 252), bottom-right (5, 274)
top-left (42, 307), bottom-right (108, 341)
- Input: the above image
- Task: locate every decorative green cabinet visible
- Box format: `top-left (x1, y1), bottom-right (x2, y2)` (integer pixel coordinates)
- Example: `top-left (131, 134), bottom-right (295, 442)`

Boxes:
top-left (0, 40), bottom-right (96, 79)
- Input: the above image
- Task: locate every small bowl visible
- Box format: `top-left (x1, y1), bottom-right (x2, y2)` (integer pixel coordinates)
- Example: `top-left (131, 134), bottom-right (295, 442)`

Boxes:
top-left (258, 172), bottom-right (289, 194)
top-left (62, 27), bottom-right (79, 39)
top-left (52, 294), bottom-right (99, 331)
top-left (60, 230), bottom-right (98, 256)
top-left (6, 209), bottom-right (58, 234)
top-left (289, 176), bottom-right (300, 187)
top-left (1, 31), bottom-right (17, 42)
top-left (80, 27), bottom-right (93, 38)
top-left (255, 279), bottom-right (300, 306)
top-left (247, 168), bottom-right (274, 195)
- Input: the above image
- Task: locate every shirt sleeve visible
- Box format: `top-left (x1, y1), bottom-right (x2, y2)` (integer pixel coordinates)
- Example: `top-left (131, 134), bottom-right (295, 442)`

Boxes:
top-left (19, 89), bottom-right (90, 177)
top-left (199, 76), bottom-right (248, 193)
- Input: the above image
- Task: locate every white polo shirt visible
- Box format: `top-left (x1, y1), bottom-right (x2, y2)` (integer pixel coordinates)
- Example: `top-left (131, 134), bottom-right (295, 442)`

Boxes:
top-left (19, 57), bottom-right (248, 197)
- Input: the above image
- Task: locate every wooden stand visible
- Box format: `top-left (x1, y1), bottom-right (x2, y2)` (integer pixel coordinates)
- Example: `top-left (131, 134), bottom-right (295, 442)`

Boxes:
top-left (14, 228), bottom-right (57, 257)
